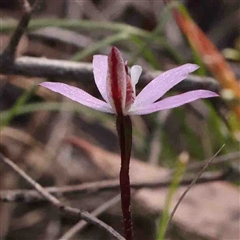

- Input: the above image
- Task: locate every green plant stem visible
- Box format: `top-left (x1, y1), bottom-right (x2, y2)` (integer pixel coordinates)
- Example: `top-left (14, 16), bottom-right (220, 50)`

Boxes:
top-left (157, 158), bottom-right (186, 240)
top-left (129, 3), bottom-right (183, 67)
top-left (116, 115), bottom-right (133, 240)
top-left (176, 2), bottom-right (206, 75)
top-left (72, 32), bottom-right (129, 61)
top-left (1, 19), bottom-right (164, 44)
top-left (1, 18), bottom-right (182, 66)
top-left (0, 85), bottom-right (37, 129)
top-left (1, 18), bottom-right (185, 62)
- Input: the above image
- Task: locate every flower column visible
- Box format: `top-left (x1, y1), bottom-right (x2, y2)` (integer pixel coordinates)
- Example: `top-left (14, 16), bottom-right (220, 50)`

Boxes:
top-left (107, 47), bottom-right (134, 239)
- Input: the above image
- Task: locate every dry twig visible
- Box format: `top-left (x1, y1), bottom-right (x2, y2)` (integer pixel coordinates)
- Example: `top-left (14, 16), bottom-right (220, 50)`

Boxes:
top-left (186, 151), bottom-right (240, 171)
top-left (0, 153), bottom-right (124, 240)
top-left (0, 56), bottom-right (220, 93)
top-left (59, 194), bottom-right (121, 240)
top-left (2, 0), bottom-right (42, 63)
top-left (0, 170), bottom-right (226, 203)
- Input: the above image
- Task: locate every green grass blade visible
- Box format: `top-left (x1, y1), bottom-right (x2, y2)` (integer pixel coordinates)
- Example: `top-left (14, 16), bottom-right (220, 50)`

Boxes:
top-left (156, 157), bottom-right (187, 240)
top-left (0, 85), bottom-right (37, 129)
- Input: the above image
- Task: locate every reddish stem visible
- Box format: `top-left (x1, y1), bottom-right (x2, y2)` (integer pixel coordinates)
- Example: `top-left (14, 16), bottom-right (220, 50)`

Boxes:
top-left (116, 115), bottom-right (133, 240)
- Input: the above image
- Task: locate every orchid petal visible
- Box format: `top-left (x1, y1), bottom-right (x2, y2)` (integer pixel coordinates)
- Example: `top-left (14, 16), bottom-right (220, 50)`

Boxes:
top-left (131, 65), bottom-right (142, 85)
top-left (129, 90), bottom-right (218, 115)
top-left (133, 64), bottom-right (199, 108)
top-left (107, 47), bottom-right (126, 114)
top-left (40, 82), bottom-right (114, 113)
top-left (93, 55), bottom-right (109, 102)
top-left (130, 65), bottom-right (142, 95)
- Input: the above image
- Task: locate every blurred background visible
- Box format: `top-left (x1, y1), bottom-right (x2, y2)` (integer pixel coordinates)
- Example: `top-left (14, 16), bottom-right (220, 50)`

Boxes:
top-left (0, 0), bottom-right (240, 240)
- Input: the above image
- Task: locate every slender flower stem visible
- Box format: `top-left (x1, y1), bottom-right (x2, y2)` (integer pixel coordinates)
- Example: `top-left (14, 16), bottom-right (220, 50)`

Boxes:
top-left (116, 115), bottom-right (133, 240)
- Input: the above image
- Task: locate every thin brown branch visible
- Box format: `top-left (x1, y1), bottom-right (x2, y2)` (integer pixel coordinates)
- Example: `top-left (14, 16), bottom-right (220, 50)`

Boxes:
top-left (0, 170), bottom-right (226, 203)
top-left (0, 153), bottom-right (124, 240)
top-left (186, 151), bottom-right (240, 171)
top-left (0, 56), bottom-right (220, 93)
top-left (2, 0), bottom-right (42, 62)
top-left (59, 194), bottom-right (121, 240)
top-left (0, 56), bottom-right (92, 81)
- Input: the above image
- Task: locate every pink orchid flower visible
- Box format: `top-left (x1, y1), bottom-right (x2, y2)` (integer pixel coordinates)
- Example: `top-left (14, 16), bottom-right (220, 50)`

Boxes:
top-left (39, 47), bottom-right (218, 116)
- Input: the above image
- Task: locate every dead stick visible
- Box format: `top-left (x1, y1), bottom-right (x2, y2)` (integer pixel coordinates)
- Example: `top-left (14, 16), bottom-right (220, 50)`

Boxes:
top-left (0, 153), bottom-right (124, 240)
